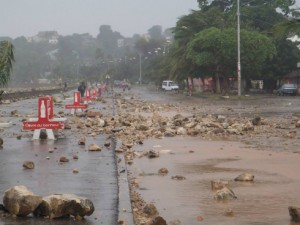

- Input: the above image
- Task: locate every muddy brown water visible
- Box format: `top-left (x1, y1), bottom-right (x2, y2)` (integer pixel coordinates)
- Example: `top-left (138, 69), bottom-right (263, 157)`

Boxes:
top-left (129, 136), bottom-right (300, 225)
top-left (127, 87), bottom-right (300, 224)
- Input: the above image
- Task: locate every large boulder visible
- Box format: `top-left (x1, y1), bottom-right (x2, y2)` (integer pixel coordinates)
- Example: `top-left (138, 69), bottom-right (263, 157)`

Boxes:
top-left (34, 193), bottom-right (94, 219)
top-left (3, 185), bottom-right (42, 216)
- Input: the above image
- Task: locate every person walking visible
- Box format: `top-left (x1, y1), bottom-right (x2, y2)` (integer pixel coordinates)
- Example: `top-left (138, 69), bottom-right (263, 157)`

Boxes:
top-left (78, 82), bottom-right (86, 97)
top-left (63, 81), bottom-right (68, 91)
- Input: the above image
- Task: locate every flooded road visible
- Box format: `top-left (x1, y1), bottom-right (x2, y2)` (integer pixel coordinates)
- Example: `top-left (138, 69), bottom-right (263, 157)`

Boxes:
top-left (130, 136), bottom-right (300, 225)
top-left (1, 86), bottom-right (300, 225)
top-left (122, 87), bottom-right (300, 224)
top-left (0, 94), bottom-right (119, 225)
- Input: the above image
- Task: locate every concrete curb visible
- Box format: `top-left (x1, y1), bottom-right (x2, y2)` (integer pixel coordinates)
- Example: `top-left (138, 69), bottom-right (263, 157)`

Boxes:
top-left (115, 138), bottom-right (135, 225)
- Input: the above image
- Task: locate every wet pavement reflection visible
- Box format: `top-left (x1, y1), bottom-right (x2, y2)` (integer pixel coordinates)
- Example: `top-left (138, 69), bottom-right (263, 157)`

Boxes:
top-left (0, 96), bottom-right (118, 225)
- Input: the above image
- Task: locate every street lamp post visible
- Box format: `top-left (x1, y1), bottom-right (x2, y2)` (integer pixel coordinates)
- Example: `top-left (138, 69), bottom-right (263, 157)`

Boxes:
top-left (139, 53), bottom-right (142, 85)
top-left (237, 0), bottom-right (241, 96)
top-left (72, 50), bottom-right (79, 81)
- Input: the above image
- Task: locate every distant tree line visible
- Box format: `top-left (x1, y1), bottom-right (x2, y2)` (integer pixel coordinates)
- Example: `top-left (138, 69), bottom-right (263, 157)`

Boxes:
top-left (1, 0), bottom-right (300, 93)
top-left (0, 24), bottom-right (171, 87)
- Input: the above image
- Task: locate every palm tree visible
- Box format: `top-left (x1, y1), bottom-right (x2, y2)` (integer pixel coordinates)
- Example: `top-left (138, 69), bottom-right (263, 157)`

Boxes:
top-left (273, 16), bottom-right (300, 39)
top-left (0, 40), bottom-right (15, 86)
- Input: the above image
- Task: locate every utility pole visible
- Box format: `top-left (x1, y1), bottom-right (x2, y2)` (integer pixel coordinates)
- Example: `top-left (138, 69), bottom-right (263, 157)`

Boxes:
top-left (237, 0), bottom-right (241, 96)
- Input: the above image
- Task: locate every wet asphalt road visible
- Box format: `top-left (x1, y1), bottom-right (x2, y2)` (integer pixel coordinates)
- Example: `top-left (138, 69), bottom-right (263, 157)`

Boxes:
top-left (0, 94), bottom-right (119, 225)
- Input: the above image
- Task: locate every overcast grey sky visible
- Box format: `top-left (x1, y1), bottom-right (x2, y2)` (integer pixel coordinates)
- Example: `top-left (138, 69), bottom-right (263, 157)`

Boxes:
top-left (0, 0), bottom-right (199, 38)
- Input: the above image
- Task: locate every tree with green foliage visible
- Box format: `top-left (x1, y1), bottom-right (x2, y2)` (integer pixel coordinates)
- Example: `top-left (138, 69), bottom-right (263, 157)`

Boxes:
top-left (273, 17), bottom-right (300, 38)
top-left (96, 25), bottom-right (124, 57)
top-left (186, 27), bottom-right (276, 93)
top-left (0, 41), bottom-right (15, 86)
top-left (168, 7), bottom-right (228, 82)
top-left (160, 0), bottom-right (300, 93)
top-left (148, 25), bottom-right (164, 40)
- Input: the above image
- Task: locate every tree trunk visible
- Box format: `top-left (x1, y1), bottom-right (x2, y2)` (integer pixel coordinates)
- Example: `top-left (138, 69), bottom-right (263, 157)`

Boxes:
top-left (215, 73), bottom-right (221, 94)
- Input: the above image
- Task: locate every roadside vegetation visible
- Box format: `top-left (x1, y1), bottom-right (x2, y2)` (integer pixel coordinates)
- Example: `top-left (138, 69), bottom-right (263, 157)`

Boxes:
top-left (0, 0), bottom-right (300, 94)
top-left (0, 40), bottom-right (14, 86)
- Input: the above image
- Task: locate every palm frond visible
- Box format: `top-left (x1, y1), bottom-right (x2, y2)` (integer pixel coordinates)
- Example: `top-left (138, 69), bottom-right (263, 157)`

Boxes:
top-left (0, 41), bottom-right (15, 86)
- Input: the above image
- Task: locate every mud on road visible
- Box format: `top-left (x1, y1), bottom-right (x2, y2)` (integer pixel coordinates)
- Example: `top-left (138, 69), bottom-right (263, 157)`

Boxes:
top-left (117, 86), bottom-right (300, 225)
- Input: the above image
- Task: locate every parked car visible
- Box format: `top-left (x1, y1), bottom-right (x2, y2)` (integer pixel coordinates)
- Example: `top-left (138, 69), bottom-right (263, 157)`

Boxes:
top-left (277, 84), bottom-right (297, 96)
top-left (162, 80), bottom-right (179, 91)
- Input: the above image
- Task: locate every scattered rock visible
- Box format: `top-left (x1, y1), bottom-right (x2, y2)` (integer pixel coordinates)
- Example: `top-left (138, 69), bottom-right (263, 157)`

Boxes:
top-left (148, 149), bottom-right (159, 158)
top-left (78, 137), bottom-right (86, 145)
top-left (64, 124), bottom-right (71, 129)
top-left (16, 134), bottom-right (22, 140)
top-left (234, 173), bottom-right (255, 182)
top-left (171, 175), bottom-right (186, 180)
top-left (124, 142), bottom-right (134, 148)
top-left (59, 156), bottom-right (69, 163)
top-left (23, 161), bottom-right (35, 169)
top-left (0, 137), bottom-right (3, 146)
top-left (164, 128), bottom-right (176, 137)
top-left (217, 115), bottom-right (226, 123)
top-left (2, 100), bottom-right (11, 104)
top-left (143, 203), bottom-right (158, 216)
top-left (115, 148), bottom-right (124, 153)
top-left (86, 111), bottom-right (101, 118)
top-left (10, 110), bottom-right (18, 117)
top-left (137, 124), bottom-right (149, 131)
top-left (112, 127), bottom-right (123, 133)
top-left (252, 116), bottom-right (261, 125)
top-left (196, 215), bottom-right (204, 221)
top-left (176, 127), bottom-right (187, 135)
top-left (3, 185), bottom-right (42, 216)
top-left (242, 121), bottom-right (254, 131)
top-left (73, 169), bottom-right (79, 173)
top-left (88, 143), bottom-right (101, 151)
top-left (73, 155), bottom-right (79, 160)
top-left (296, 120), bottom-right (300, 128)
top-left (104, 141), bottom-right (111, 147)
top-left (158, 168), bottom-right (169, 175)
top-left (214, 187), bottom-right (237, 200)
top-left (118, 220), bottom-right (125, 225)
top-left (151, 216), bottom-right (167, 225)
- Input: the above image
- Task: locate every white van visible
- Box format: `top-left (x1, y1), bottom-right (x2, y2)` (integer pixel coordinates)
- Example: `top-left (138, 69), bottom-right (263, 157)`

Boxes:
top-left (162, 80), bottom-right (179, 91)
